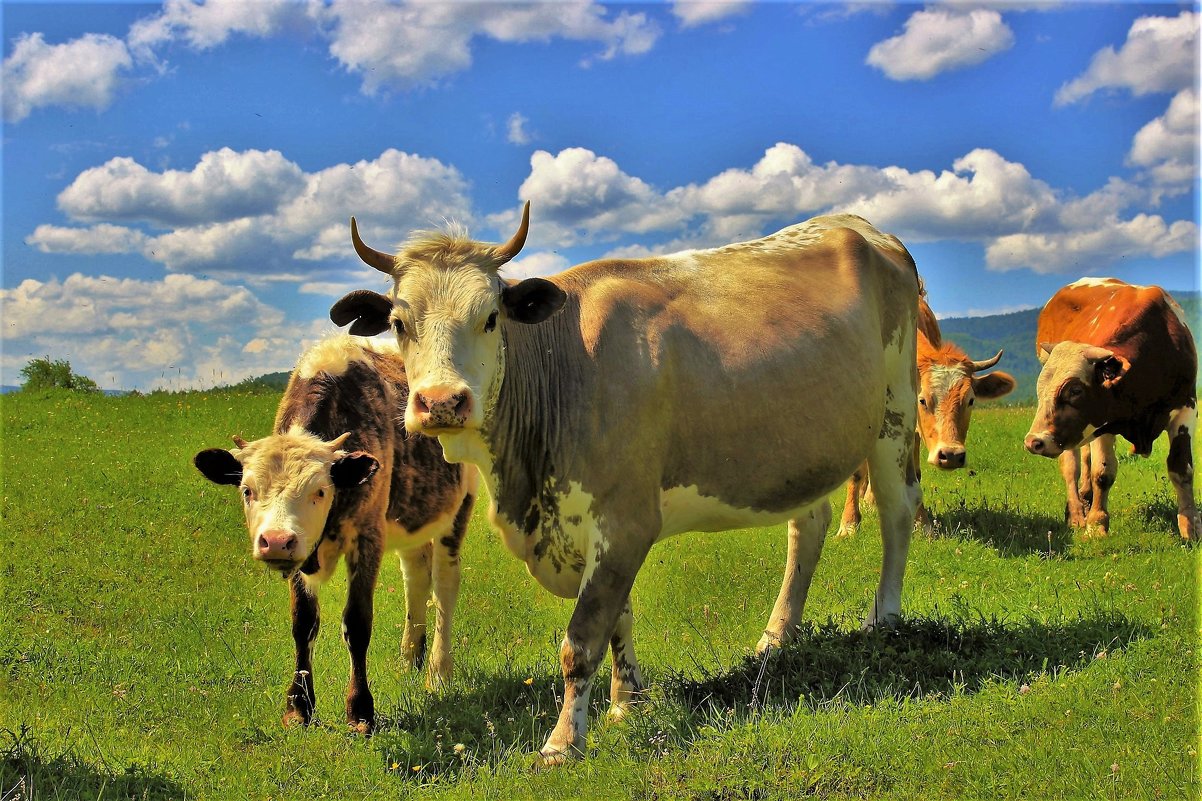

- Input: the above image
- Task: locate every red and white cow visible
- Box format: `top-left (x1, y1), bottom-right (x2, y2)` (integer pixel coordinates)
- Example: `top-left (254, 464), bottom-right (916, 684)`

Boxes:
top-left (838, 293), bottom-right (1016, 536)
top-left (1024, 277), bottom-right (1198, 539)
top-left (332, 205), bottom-right (922, 762)
top-left (194, 335), bottom-right (475, 732)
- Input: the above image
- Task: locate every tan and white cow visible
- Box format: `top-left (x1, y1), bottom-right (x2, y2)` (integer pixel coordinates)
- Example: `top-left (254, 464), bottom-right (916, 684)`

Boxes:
top-left (1024, 277), bottom-right (1198, 539)
top-left (838, 295), bottom-right (1016, 535)
top-left (331, 205), bottom-right (922, 762)
top-left (194, 335), bottom-right (475, 733)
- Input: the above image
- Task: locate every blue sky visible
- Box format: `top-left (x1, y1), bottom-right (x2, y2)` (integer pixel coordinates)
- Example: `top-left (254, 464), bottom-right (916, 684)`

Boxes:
top-left (2, 1), bottom-right (1198, 391)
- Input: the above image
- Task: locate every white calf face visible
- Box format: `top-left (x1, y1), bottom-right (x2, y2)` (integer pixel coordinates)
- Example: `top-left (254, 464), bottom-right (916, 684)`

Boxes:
top-left (194, 429), bottom-right (378, 577)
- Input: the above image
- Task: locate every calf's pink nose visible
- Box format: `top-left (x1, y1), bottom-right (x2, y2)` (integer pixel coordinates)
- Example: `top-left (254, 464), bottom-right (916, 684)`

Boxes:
top-left (257, 530), bottom-right (298, 560)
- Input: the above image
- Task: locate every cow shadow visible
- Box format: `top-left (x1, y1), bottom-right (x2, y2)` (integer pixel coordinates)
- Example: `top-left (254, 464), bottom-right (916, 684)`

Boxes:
top-left (1, 725), bottom-right (186, 801)
top-left (658, 613), bottom-right (1144, 719)
top-left (927, 500), bottom-right (1070, 557)
top-left (370, 612), bottom-right (1147, 777)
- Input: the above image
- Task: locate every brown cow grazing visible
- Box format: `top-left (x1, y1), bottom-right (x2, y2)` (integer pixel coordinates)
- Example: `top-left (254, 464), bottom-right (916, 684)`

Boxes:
top-left (194, 335), bottom-right (475, 733)
top-left (1024, 277), bottom-right (1198, 540)
top-left (331, 205), bottom-right (922, 763)
top-left (838, 294), bottom-right (1016, 536)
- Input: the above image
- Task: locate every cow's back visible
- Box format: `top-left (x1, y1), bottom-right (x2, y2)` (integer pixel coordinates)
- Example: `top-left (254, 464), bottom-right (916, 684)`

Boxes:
top-left (551, 215), bottom-right (920, 518)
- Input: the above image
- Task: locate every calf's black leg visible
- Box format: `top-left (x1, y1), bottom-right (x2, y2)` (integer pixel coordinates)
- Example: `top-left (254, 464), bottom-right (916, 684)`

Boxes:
top-left (285, 572), bottom-right (319, 726)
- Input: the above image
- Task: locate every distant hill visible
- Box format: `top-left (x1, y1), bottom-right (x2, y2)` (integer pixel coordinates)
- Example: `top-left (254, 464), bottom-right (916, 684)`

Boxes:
top-left (938, 290), bottom-right (1200, 403)
top-left (231, 371), bottom-right (291, 391)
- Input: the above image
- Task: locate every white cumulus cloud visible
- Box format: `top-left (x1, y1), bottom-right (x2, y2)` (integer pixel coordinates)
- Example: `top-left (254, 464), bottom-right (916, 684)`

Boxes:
top-left (33, 147), bottom-right (472, 277)
top-left (2, 32), bottom-right (133, 122)
top-left (1055, 11), bottom-right (1198, 105)
top-left (1128, 88), bottom-right (1199, 191)
top-left (321, 0), bottom-right (659, 93)
top-left (866, 7), bottom-right (1014, 81)
top-left (671, 1), bottom-right (752, 29)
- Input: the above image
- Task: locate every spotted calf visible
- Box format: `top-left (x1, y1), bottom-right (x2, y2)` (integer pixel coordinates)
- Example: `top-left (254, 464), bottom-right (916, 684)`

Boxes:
top-left (194, 335), bottom-right (475, 732)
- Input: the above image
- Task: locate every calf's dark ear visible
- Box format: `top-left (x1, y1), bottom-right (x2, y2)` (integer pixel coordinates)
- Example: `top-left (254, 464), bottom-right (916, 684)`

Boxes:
top-left (330, 451), bottom-right (379, 488)
top-left (1095, 354), bottom-right (1130, 388)
top-left (501, 277), bottom-right (566, 324)
top-left (330, 290), bottom-right (393, 336)
top-left (194, 449), bottom-right (243, 485)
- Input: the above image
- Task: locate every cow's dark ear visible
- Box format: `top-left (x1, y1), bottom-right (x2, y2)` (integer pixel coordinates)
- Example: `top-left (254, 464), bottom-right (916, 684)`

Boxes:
top-left (501, 277), bottom-right (566, 325)
top-left (1095, 354), bottom-right (1130, 389)
top-left (194, 449), bottom-right (243, 486)
top-left (330, 290), bottom-right (393, 336)
top-left (330, 451), bottom-right (379, 488)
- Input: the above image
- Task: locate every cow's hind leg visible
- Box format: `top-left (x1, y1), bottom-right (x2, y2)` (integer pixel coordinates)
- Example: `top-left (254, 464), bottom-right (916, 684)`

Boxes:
top-left (607, 596), bottom-right (645, 722)
top-left (756, 498), bottom-right (831, 653)
top-left (837, 462), bottom-right (867, 538)
top-left (1166, 402), bottom-right (1199, 541)
top-left (284, 573), bottom-right (319, 727)
top-left (864, 368), bottom-right (921, 629)
top-left (1085, 435), bottom-right (1117, 535)
top-left (398, 542), bottom-right (433, 671)
top-left (427, 493), bottom-right (472, 689)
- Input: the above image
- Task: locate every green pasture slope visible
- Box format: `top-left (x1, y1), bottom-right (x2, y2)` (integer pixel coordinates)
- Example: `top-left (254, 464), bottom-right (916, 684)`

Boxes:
top-left (1, 388), bottom-right (1197, 800)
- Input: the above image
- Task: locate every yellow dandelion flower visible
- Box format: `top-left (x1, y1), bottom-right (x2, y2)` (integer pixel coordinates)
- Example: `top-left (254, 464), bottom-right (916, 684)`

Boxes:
top-left (523, 677), bottom-right (534, 685)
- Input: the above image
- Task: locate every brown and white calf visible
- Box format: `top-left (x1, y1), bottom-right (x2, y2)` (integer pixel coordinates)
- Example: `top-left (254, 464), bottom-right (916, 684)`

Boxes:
top-left (194, 335), bottom-right (475, 732)
top-left (838, 295), bottom-right (1016, 535)
top-left (332, 205), bottom-right (921, 762)
top-left (1024, 277), bottom-right (1198, 539)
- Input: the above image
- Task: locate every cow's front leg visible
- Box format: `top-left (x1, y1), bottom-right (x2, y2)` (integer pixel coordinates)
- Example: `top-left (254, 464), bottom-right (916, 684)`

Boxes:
top-left (398, 543), bottom-right (433, 671)
top-left (540, 538), bottom-right (649, 765)
top-left (836, 462), bottom-right (867, 538)
top-left (1085, 435), bottom-right (1117, 535)
top-left (284, 572), bottom-right (319, 727)
top-left (1059, 448), bottom-right (1088, 528)
top-left (607, 596), bottom-right (644, 722)
top-left (344, 541), bottom-right (381, 734)
top-left (427, 493), bottom-right (472, 689)
top-left (1167, 403), bottom-right (1199, 540)
top-left (756, 498), bottom-right (830, 653)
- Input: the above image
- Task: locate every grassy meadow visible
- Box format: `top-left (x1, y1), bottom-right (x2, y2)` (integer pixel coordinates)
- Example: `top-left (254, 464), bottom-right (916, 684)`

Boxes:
top-left (1, 387), bottom-right (1197, 800)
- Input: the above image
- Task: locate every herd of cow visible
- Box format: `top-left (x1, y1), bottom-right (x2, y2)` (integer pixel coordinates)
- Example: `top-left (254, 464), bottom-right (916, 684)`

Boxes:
top-left (193, 206), bottom-right (1197, 763)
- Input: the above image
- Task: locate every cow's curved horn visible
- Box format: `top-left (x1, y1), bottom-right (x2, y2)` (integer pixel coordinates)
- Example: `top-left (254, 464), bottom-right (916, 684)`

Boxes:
top-left (492, 201), bottom-right (530, 266)
top-left (971, 349), bottom-right (1004, 372)
top-left (232, 435), bottom-right (249, 449)
top-left (350, 217), bottom-right (397, 275)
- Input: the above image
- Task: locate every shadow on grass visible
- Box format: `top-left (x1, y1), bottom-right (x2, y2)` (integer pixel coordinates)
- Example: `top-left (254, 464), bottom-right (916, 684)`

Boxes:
top-left (1, 725), bottom-right (186, 801)
top-left (663, 612), bottom-right (1146, 715)
top-left (368, 611), bottom-right (1147, 781)
top-left (929, 498), bottom-right (1071, 557)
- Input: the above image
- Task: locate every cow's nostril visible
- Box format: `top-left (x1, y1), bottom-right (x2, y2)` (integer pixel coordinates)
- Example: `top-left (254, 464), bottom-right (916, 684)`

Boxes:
top-left (414, 394), bottom-right (431, 414)
top-left (284, 535), bottom-right (297, 552)
top-left (258, 535), bottom-right (270, 551)
top-left (453, 394), bottom-right (470, 418)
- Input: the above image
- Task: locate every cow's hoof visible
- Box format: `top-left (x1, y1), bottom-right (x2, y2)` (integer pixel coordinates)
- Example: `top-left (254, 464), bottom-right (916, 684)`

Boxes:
top-left (607, 701), bottom-right (637, 724)
top-left (535, 746), bottom-right (578, 768)
top-left (861, 612), bottom-right (901, 632)
top-left (282, 708), bottom-right (311, 728)
top-left (349, 719), bottom-right (373, 736)
top-left (834, 522), bottom-right (858, 539)
top-left (754, 632), bottom-right (783, 656)
top-left (1177, 513), bottom-right (1199, 542)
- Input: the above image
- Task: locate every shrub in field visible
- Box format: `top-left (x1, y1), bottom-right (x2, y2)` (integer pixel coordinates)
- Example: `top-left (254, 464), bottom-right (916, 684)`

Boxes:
top-left (18, 356), bottom-right (99, 393)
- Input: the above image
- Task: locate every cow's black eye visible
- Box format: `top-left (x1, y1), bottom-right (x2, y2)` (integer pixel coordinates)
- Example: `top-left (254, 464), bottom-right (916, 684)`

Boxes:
top-left (484, 311), bottom-right (498, 333)
top-left (968, 397), bottom-right (975, 406)
top-left (242, 487), bottom-right (254, 503)
top-left (918, 397), bottom-right (927, 408)
top-left (392, 318), bottom-right (405, 337)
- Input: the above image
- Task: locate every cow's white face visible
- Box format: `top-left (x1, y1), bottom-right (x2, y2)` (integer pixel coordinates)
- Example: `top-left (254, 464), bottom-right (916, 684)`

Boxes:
top-left (391, 265), bottom-right (507, 435)
top-left (332, 204), bottom-right (566, 442)
top-left (194, 430), bottom-right (378, 577)
top-left (1025, 342), bottom-right (1128, 458)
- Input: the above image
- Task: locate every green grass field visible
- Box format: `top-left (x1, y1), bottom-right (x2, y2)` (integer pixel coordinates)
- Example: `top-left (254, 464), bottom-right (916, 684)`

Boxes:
top-left (1, 388), bottom-right (1197, 800)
